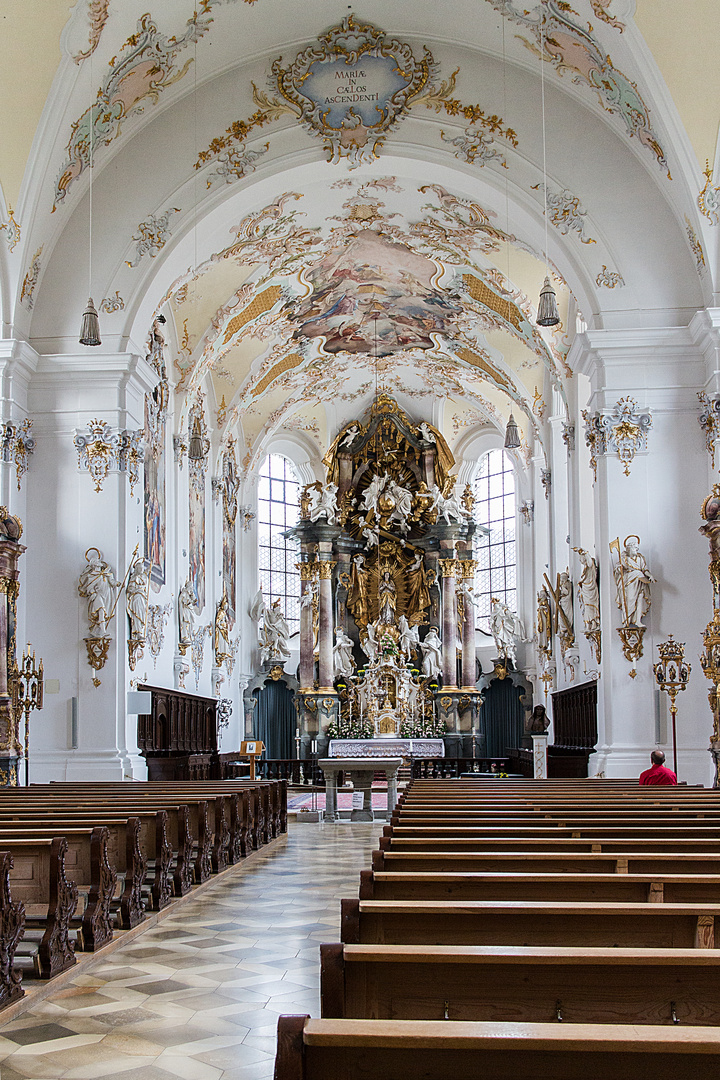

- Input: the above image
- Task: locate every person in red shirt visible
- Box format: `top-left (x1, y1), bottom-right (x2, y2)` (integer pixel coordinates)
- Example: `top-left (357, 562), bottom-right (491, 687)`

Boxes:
top-left (639, 750), bottom-right (677, 786)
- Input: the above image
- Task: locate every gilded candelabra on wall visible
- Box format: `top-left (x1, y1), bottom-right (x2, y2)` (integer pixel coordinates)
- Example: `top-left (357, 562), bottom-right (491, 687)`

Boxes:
top-left (653, 636), bottom-right (690, 778)
top-left (583, 398), bottom-right (652, 479)
top-left (9, 644), bottom-right (43, 786)
top-left (610, 535), bottom-right (655, 677)
top-left (1, 420), bottom-right (35, 492)
top-left (74, 419), bottom-right (142, 494)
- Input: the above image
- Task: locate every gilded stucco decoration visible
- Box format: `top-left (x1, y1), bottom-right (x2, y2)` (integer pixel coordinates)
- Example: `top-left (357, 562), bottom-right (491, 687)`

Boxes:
top-left (583, 397), bottom-right (652, 478)
top-left (531, 184), bottom-right (596, 245)
top-left (0, 210), bottom-right (20, 253)
top-left (486, 0), bottom-right (669, 175)
top-left (698, 392), bottom-right (720, 469)
top-left (196, 17), bottom-right (518, 173)
top-left (54, 10), bottom-right (213, 210)
top-left (72, 0), bottom-right (110, 63)
top-left (698, 161), bottom-right (720, 225)
top-left (73, 419), bottom-right (143, 494)
top-left (596, 265), bottom-right (624, 289)
top-left (440, 127), bottom-right (507, 168)
top-left (590, 0), bottom-right (625, 32)
top-left (685, 216), bottom-right (706, 272)
top-left (126, 208), bottom-right (180, 268)
top-left (100, 292), bottom-right (125, 313)
top-left (19, 248), bottom-right (42, 309)
top-left (147, 602), bottom-right (173, 665)
top-left (1, 421), bottom-right (35, 492)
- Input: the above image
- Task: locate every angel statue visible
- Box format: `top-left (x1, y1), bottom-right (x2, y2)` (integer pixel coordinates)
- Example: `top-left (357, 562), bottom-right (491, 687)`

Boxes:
top-left (333, 627), bottom-right (356, 679)
top-left (360, 622), bottom-right (380, 664)
top-left (307, 481), bottom-right (339, 525)
top-left (250, 591), bottom-right (291, 663)
top-left (429, 482), bottom-right (469, 525)
top-left (420, 627), bottom-right (443, 678)
top-left (490, 598), bottom-right (525, 665)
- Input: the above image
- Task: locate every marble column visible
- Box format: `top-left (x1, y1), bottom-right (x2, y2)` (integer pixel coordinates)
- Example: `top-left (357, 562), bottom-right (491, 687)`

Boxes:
top-left (297, 561), bottom-right (317, 690)
top-left (317, 559), bottom-right (336, 692)
top-left (460, 560), bottom-right (477, 690)
top-left (439, 558), bottom-right (459, 689)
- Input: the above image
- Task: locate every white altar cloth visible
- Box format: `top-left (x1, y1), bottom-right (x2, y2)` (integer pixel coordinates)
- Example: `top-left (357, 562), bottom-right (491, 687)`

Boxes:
top-left (328, 738), bottom-right (444, 759)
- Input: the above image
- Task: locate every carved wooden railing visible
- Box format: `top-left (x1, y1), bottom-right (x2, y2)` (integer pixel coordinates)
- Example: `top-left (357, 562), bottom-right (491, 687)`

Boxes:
top-left (411, 757), bottom-right (512, 779)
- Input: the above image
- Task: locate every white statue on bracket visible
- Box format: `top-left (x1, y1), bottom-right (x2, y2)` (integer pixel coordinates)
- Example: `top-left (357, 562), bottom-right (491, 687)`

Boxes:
top-left (420, 627), bottom-right (443, 678)
top-left (307, 481), bottom-right (339, 525)
top-left (250, 591), bottom-right (291, 663)
top-left (613, 535), bottom-right (654, 627)
top-left (490, 598), bottom-right (525, 665)
top-left (333, 627), bottom-right (356, 679)
top-left (78, 548), bottom-right (121, 638)
top-left (178, 576), bottom-right (195, 647)
top-left (126, 559), bottom-right (150, 641)
top-left (360, 622), bottom-right (380, 663)
top-left (575, 548), bottom-right (600, 632)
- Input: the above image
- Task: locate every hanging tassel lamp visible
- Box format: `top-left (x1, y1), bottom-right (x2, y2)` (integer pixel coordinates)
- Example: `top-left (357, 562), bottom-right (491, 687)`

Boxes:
top-left (79, 56), bottom-right (101, 346)
top-left (536, 276), bottom-right (560, 326)
top-left (79, 298), bottom-right (101, 346)
top-left (535, 6), bottom-right (560, 329)
top-left (504, 412), bottom-right (521, 449)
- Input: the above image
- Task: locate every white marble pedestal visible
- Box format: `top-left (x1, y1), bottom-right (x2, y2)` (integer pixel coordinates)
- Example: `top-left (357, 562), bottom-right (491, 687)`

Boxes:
top-left (318, 757), bottom-right (403, 823)
top-left (532, 733), bottom-right (548, 779)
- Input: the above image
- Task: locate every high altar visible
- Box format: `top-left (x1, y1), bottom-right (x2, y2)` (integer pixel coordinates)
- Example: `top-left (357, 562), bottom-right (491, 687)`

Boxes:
top-left (289, 395), bottom-right (483, 758)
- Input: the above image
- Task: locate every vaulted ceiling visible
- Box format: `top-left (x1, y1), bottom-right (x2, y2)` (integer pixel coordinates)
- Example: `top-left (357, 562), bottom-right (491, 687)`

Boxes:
top-left (1, 0), bottom-right (717, 472)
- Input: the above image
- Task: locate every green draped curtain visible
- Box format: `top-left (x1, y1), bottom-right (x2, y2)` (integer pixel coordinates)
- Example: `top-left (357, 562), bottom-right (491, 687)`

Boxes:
top-left (252, 681), bottom-right (295, 760)
top-left (479, 677), bottom-right (525, 757)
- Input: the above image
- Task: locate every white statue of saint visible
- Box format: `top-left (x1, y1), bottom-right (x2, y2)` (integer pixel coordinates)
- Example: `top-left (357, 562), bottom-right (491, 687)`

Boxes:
top-left (333, 627), bottom-right (356, 679)
top-left (420, 627), bottom-right (443, 678)
top-left (360, 622), bottom-right (380, 663)
top-left (250, 591), bottom-right (291, 662)
top-left (398, 614), bottom-right (420, 657)
top-left (78, 549), bottom-right (121, 638)
top-left (178, 577), bottom-right (195, 645)
top-left (557, 570), bottom-right (574, 645)
top-left (490, 598), bottom-right (525, 664)
top-left (614, 535), bottom-right (655, 627)
top-left (576, 548), bottom-right (600, 632)
top-left (360, 472), bottom-right (388, 516)
top-left (307, 481), bottom-right (339, 525)
top-left (387, 478), bottom-right (413, 533)
top-left (126, 558), bottom-right (150, 641)
top-left (419, 421), bottom-right (437, 444)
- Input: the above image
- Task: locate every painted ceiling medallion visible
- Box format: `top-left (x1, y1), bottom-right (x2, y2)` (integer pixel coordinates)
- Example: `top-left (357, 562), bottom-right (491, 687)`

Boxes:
top-left (272, 16), bottom-right (433, 166)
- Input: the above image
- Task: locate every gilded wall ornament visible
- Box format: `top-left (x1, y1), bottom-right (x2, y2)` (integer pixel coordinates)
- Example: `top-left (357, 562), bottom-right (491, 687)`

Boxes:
top-left (19, 248), bottom-right (42, 309)
top-left (441, 127), bottom-right (506, 168)
top-left (173, 435), bottom-right (187, 469)
top-left (72, 0), bottom-right (110, 63)
top-left (532, 184), bottom-right (596, 244)
top-left (100, 292), bottom-right (125, 313)
top-left (126, 208), bottom-right (180, 268)
top-left (519, 500), bottom-right (534, 526)
top-left (583, 398), bottom-right (652, 478)
top-left (595, 265), bottom-right (625, 289)
top-left (1, 420), bottom-right (35, 492)
top-left (685, 216), bottom-right (706, 272)
top-left (698, 161), bottom-right (720, 225)
top-left (190, 625), bottom-right (211, 690)
top-left (562, 422), bottom-right (575, 452)
top-left (74, 420), bottom-right (143, 494)
top-left (84, 636), bottom-right (110, 688)
top-left (698, 392), bottom-right (720, 468)
top-left (147, 602), bottom-right (173, 665)
top-left (540, 470), bottom-right (551, 500)
top-left (0, 209), bottom-right (20, 252)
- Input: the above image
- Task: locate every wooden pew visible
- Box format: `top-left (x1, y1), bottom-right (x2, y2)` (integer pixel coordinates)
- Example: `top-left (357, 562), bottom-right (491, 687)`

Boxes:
top-left (358, 868), bottom-right (720, 904)
top-left (340, 898), bottom-right (720, 949)
top-left (274, 1015), bottom-right (720, 1080)
top-left (320, 942), bottom-right (720, 1025)
top-left (372, 847), bottom-right (720, 875)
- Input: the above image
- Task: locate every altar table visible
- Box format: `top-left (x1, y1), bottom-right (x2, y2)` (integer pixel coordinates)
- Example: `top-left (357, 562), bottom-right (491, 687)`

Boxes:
top-left (328, 738), bottom-right (444, 759)
top-left (318, 757), bottom-right (403, 823)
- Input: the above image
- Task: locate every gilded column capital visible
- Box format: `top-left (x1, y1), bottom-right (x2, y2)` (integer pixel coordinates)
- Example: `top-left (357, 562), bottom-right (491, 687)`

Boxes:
top-left (439, 558), bottom-right (460, 579)
top-left (317, 560), bottom-right (336, 579)
top-left (296, 561), bottom-right (318, 581)
top-left (459, 560), bottom-right (477, 579)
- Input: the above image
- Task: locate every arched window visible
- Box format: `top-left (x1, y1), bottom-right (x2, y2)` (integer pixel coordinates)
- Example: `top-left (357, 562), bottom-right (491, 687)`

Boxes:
top-left (257, 454), bottom-right (301, 636)
top-left (473, 448), bottom-right (517, 632)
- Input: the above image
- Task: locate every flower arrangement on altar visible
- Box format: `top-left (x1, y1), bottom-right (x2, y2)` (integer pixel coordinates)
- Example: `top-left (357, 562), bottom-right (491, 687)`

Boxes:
top-left (326, 715), bottom-right (375, 740)
top-left (400, 715), bottom-right (448, 739)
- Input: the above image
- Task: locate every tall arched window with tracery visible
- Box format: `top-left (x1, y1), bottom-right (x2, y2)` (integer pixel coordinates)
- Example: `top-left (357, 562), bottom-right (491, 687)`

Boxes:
top-left (473, 448), bottom-right (517, 632)
top-left (257, 454), bottom-right (301, 636)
